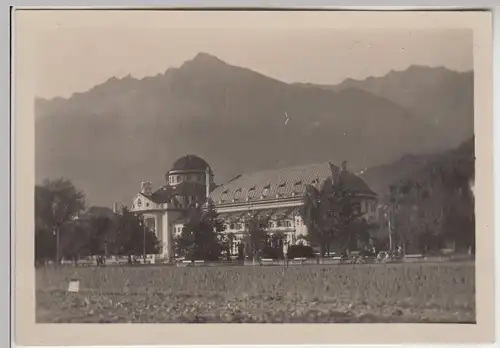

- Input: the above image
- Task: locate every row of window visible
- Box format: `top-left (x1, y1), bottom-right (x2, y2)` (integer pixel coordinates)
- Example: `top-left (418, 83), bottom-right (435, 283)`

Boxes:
top-left (219, 180), bottom-right (317, 203)
top-left (134, 195), bottom-right (202, 210)
top-left (169, 174), bottom-right (205, 185)
top-left (362, 201), bottom-right (377, 213)
top-left (224, 219), bottom-right (298, 231)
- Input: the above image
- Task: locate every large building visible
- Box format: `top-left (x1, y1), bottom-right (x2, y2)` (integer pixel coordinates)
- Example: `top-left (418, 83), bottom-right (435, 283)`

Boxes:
top-left (130, 155), bottom-right (377, 260)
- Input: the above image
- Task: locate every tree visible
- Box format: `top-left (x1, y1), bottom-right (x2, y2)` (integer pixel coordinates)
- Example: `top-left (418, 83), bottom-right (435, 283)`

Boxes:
top-left (113, 206), bottom-right (160, 262)
top-left (389, 144), bottom-right (475, 255)
top-left (35, 178), bottom-right (86, 264)
top-left (300, 184), bottom-right (326, 257)
top-left (325, 178), bottom-right (367, 253)
top-left (243, 215), bottom-right (270, 262)
top-left (174, 202), bottom-right (224, 261)
top-left (58, 219), bottom-right (92, 265)
top-left (219, 232), bottom-right (236, 261)
top-left (300, 177), bottom-right (370, 259)
top-left (88, 215), bottom-right (114, 264)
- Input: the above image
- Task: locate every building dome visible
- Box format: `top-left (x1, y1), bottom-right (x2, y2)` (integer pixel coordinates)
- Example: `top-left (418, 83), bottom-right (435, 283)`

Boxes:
top-left (171, 155), bottom-right (210, 172)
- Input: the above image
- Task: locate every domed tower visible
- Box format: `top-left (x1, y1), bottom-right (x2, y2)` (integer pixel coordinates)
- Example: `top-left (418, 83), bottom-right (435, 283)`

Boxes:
top-left (166, 155), bottom-right (215, 203)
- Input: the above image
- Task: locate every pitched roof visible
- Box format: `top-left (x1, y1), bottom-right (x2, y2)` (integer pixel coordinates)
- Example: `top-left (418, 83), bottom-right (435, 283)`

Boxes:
top-left (143, 182), bottom-right (208, 204)
top-left (142, 186), bottom-right (174, 204)
top-left (210, 161), bottom-right (375, 204)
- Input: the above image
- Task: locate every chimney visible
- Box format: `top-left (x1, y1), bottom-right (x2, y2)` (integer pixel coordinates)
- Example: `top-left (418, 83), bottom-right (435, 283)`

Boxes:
top-left (141, 181), bottom-right (153, 195)
top-left (205, 167), bottom-right (211, 200)
top-left (341, 161), bottom-right (347, 172)
top-left (112, 202), bottom-right (118, 214)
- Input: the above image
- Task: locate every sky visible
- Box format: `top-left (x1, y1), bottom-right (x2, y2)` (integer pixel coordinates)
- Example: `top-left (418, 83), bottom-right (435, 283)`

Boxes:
top-left (26, 11), bottom-right (473, 99)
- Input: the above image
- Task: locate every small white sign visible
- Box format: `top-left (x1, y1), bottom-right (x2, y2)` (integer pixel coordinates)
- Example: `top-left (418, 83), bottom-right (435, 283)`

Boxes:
top-left (68, 279), bottom-right (80, 293)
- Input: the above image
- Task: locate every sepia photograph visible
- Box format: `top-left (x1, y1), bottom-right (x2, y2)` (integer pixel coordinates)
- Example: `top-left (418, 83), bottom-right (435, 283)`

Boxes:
top-left (13, 8), bottom-right (494, 346)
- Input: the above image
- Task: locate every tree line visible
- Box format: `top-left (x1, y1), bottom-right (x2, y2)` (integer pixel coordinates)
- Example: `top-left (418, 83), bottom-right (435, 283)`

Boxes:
top-left (35, 176), bottom-right (378, 265)
top-left (35, 178), bottom-right (160, 266)
top-left (384, 141), bottom-right (475, 255)
top-left (36, 141), bottom-right (474, 266)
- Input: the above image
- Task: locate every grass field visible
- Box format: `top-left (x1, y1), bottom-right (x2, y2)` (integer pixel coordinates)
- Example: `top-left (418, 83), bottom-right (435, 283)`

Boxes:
top-left (36, 262), bottom-right (475, 323)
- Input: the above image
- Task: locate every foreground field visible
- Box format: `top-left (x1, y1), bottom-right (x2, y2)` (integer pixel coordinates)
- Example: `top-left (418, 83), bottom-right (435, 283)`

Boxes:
top-left (36, 262), bottom-right (475, 323)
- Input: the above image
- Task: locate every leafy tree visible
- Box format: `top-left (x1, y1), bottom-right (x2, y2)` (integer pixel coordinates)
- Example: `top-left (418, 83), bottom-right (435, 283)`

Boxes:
top-left (88, 215), bottom-right (114, 264)
top-left (35, 178), bottom-right (86, 264)
top-left (243, 215), bottom-right (270, 262)
top-left (174, 202), bottom-right (224, 261)
top-left (35, 227), bottom-right (55, 266)
top-left (58, 219), bottom-right (92, 264)
top-left (113, 206), bottom-right (160, 262)
top-left (325, 178), bottom-right (368, 253)
top-left (219, 232), bottom-right (236, 261)
top-left (389, 140), bottom-right (475, 255)
top-left (300, 177), bottom-right (371, 258)
top-left (300, 185), bottom-right (326, 257)
top-left (264, 230), bottom-right (286, 259)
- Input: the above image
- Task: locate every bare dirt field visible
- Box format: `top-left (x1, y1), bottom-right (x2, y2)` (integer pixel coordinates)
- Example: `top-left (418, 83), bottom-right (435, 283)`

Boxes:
top-left (36, 261), bottom-right (475, 323)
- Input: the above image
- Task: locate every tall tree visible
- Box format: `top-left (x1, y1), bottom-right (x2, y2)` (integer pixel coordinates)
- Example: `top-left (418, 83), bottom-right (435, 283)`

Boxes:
top-left (300, 178), bottom-right (370, 258)
top-left (35, 178), bottom-right (86, 264)
top-left (219, 232), bottom-right (236, 261)
top-left (58, 219), bottom-right (92, 264)
top-left (243, 215), bottom-right (270, 262)
top-left (300, 185), bottom-right (326, 257)
top-left (113, 206), bottom-right (160, 262)
top-left (88, 215), bottom-right (114, 264)
top-left (174, 202), bottom-right (224, 261)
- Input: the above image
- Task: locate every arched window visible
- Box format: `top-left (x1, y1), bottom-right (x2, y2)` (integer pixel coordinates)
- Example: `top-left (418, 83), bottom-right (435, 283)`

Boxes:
top-left (234, 188), bottom-right (242, 201)
top-left (262, 185), bottom-right (270, 197)
top-left (247, 187), bottom-right (256, 200)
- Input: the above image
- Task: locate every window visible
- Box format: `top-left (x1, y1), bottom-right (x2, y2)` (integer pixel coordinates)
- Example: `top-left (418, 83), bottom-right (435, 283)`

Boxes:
top-left (247, 187), bottom-right (256, 199)
top-left (234, 188), bottom-right (242, 200)
top-left (293, 180), bottom-right (302, 194)
top-left (137, 199), bottom-right (142, 208)
top-left (230, 223), bottom-right (235, 230)
top-left (284, 220), bottom-right (292, 228)
top-left (235, 223), bottom-right (242, 230)
top-left (276, 221), bottom-right (282, 228)
top-left (146, 202), bottom-right (150, 207)
top-left (262, 185), bottom-right (270, 197)
top-left (277, 181), bottom-right (286, 196)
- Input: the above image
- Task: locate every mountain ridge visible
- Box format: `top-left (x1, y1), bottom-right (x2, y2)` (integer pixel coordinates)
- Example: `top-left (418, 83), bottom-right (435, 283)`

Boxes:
top-left (35, 53), bottom-right (474, 207)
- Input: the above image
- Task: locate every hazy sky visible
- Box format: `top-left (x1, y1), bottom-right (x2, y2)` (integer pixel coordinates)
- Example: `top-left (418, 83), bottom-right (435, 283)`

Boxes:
top-left (30, 13), bottom-right (472, 99)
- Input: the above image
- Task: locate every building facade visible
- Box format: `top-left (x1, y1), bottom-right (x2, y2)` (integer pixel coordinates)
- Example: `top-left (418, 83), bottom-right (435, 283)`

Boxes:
top-left (130, 155), bottom-right (378, 260)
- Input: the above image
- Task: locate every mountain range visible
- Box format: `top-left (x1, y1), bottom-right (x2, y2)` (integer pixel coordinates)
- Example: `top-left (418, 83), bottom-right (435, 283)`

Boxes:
top-left (35, 52), bottom-right (474, 207)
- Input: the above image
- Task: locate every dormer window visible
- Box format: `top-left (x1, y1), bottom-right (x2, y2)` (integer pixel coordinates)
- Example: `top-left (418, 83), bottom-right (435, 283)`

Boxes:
top-left (262, 185), bottom-right (270, 198)
top-left (277, 181), bottom-right (286, 196)
top-left (293, 180), bottom-right (303, 195)
top-left (221, 189), bottom-right (229, 203)
top-left (247, 186), bottom-right (256, 200)
top-left (234, 188), bottom-right (242, 201)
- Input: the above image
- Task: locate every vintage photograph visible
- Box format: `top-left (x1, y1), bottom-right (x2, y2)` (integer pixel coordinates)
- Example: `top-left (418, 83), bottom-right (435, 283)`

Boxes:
top-left (28, 10), bottom-right (480, 327)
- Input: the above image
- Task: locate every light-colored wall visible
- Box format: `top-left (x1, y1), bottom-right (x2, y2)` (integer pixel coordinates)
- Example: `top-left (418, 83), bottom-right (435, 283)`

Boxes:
top-left (131, 194), bottom-right (168, 212)
top-left (214, 196), bottom-right (377, 245)
top-left (168, 171), bottom-right (207, 186)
